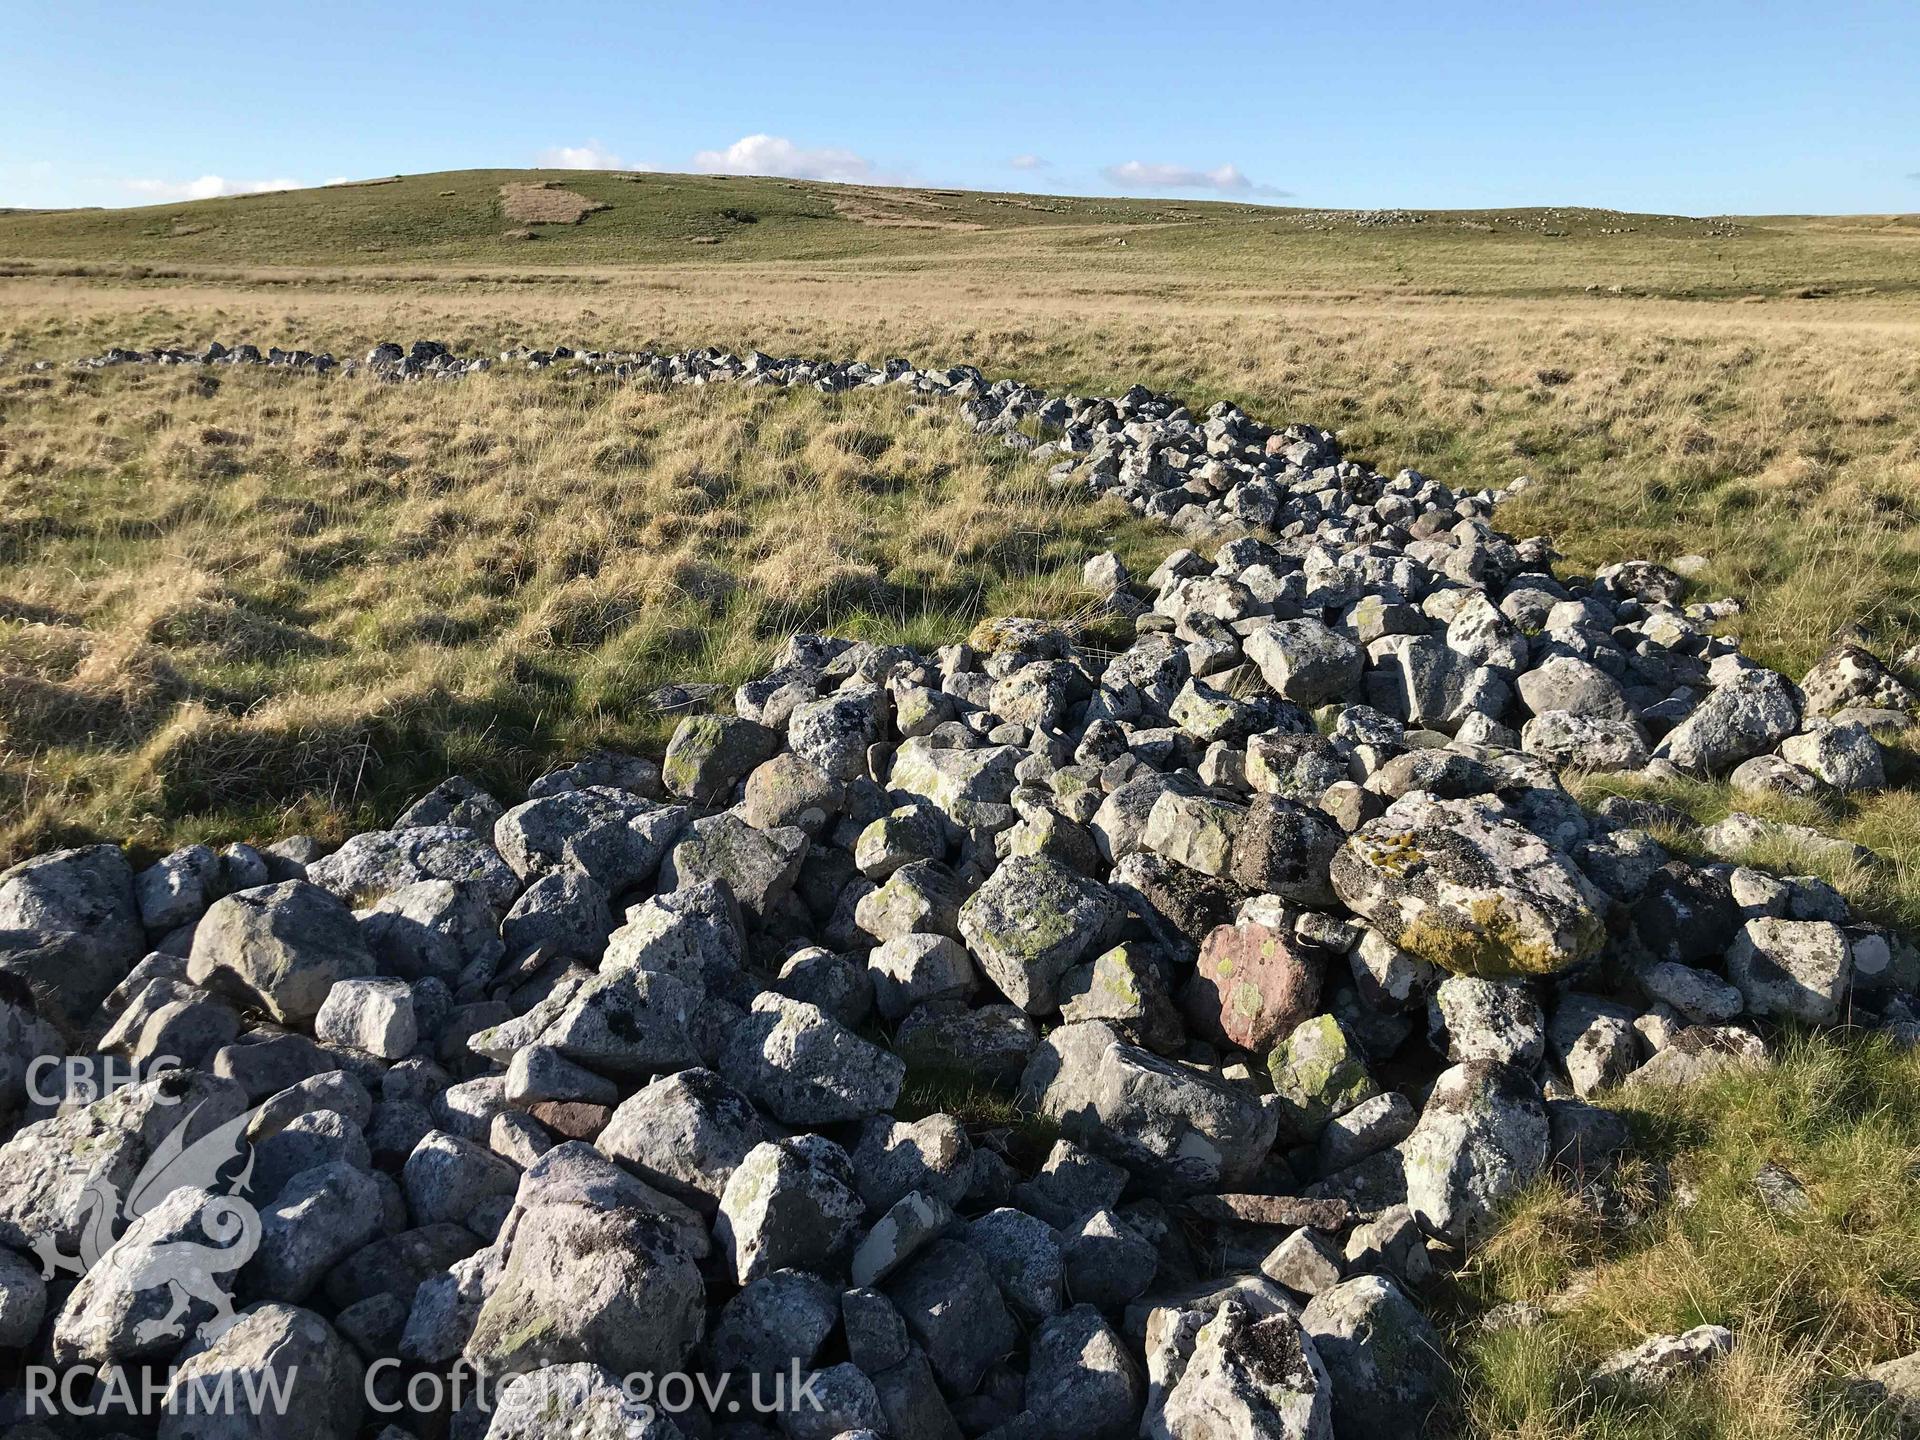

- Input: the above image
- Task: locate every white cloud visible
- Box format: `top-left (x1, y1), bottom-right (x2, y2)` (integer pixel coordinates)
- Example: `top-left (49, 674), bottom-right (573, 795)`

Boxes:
top-left (538, 141), bottom-right (624, 171)
top-left (1101, 160), bottom-right (1289, 199)
top-left (1009, 154), bottom-right (1049, 171)
top-left (123, 175), bottom-right (308, 202)
top-left (691, 134), bottom-right (880, 184)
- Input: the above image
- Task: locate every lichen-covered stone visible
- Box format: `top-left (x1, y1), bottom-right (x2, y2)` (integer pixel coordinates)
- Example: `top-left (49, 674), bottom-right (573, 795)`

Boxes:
top-left (1331, 794), bottom-right (1606, 979)
top-left (661, 713), bottom-right (780, 803)
top-left (1267, 1014), bottom-right (1379, 1143)
top-left (1400, 1060), bottom-right (1548, 1245)
top-left (1187, 920), bottom-right (1326, 1053)
top-left (958, 856), bottom-right (1126, 1015)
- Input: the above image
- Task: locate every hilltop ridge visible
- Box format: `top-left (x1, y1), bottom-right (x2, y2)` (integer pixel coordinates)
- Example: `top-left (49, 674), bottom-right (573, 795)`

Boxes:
top-left (3, 168), bottom-right (1916, 300)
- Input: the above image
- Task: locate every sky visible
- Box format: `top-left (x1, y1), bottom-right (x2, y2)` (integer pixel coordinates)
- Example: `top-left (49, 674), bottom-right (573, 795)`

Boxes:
top-left (4, 1), bottom-right (1918, 215)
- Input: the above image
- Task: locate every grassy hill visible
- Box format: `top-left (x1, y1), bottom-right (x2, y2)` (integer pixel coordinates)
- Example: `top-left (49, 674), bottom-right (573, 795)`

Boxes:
top-left (4, 168), bottom-right (1920, 299)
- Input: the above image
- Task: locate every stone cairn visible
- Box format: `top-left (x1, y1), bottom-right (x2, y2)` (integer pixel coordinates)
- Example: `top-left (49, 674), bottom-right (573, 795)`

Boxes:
top-left (1, 339), bottom-right (1916, 1438)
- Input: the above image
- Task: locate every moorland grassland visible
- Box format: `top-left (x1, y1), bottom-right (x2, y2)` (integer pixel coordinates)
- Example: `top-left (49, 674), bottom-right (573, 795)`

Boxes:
top-left (4, 172), bottom-right (1920, 1436)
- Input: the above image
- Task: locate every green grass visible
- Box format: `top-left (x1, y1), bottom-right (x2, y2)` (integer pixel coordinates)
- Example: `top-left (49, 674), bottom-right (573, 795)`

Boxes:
top-left (1451, 1033), bottom-right (1920, 1438)
top-left (1569, 756), bottom-right (1920, 939)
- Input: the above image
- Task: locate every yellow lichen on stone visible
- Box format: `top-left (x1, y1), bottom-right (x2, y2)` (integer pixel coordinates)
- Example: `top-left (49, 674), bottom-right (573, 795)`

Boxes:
top-left (1357, 831), bottom-right (1425, 877)
top-left (1397, 894), bottom-right (1601, 979)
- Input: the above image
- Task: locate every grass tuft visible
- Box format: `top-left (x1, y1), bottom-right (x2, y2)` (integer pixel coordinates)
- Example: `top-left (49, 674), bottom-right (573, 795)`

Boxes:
top-left (1449, 1033), bottom-right (1920, 1438)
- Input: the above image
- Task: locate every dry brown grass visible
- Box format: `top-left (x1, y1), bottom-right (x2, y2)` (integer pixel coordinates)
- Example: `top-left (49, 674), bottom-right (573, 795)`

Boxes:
top-left (1, 193), bottom-right (1919, 1438)
top-left (1, 235), bottom-right (1917, 864)
top-left (0, 351), bottom-right (1166, 859)
top-left (498, 183), bottom-right (610, 225)
top-left (5, 264), bottom-right (1916, 668)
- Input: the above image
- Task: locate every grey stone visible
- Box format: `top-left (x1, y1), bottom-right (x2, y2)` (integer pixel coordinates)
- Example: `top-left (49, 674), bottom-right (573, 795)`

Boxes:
top-left (1331, 794), bottom-right (1606, 979)
top-left (504, 1044), bottom-right (619, 1107)
top-left (1778, 721), bottom-right (1886, 792)
top-left (463, 1147), bottom-right (706, 1383)
top-left (1589, 1324), bottom-right (1734, 1396)
top-left (659, 813), bottom-right (809, 923)
top-left (1245, 731), bottom-right (1347, 803)
top-left (532, 966), bottom-right (701, 1078)
top-left (494, 786), bottom-right (687, 891)
top-left (1058, 1040), bottom-right (1279, 1196)
top-left (662, 713), bottom-right (781, 803)
top-left (769, 1363), bottom-right (882, 1439)
top-left (844, 1286), bottom-right (911, 1373)
top-left (1637, 960), bottom-right (1745, 1024)
top-left (743, 753), bottom-right (847, 836)
top-left (136, 844), bottom-right (224, 933)
top-left (1515, 655), bottom-right (1631, 720)
top-left (710, 1268), bottom-right (839, 1383)
top-left (402, 1129), bottom-right (519, 1226)
top-left (1059, 943), bottom-right (1183, 1053)
top-left (1245, 619), bottom-right (1364, 706)
top-left (0, 1245), bottom-right (48, 1348)
top-left (968, 1206), bottom-right (1065, 1317)
top-left (97, 976), bottom-right (242, 1067)
top-left (888, 737), bottom-right (1023, 820)
top-left (1316, 1090), bottom-right (1418, 1173)
top-left (1798, 643), bottom-right (1916, 718)
top-left (1062, 1207), bottom-right (1157, 1307)
top-left (188, 881), bottom-right (375, 1026)
top-left (249, 1160), bottom-right (384, 1302)
top-left (484, 1363), bottom-right (675, 1440)
top-left (1300, 1275), bottom-right (1447, 1440)
top-left (0, 844), bottom-right (145, 1021)
top-left (1260, 1227), bottom-right (1344, 1297)
top-left (1546, 994), bottom-right (1640, 1096)
top-left (1727, 917), bottom-right (1851, 1023)
top-left (307, 825), bottom-right (518, 911)
top-left (717, 1136), bottom-right (865, 1285)
top-left (1428, 976), bottom-right (1545, 1067)
top-left (603, 878), bottom-right (744, 991)
top-left (883, 1239), bottom-right (1019, 1393)
top-left (1520, 711), bottom-right (1649, 771)
top-left (868, 933), bottom-right (975, 1021)
top-left (1400, 1060), bottom-right (1548, 1245)
top-left (359, 878), bottom-right (504, 983)
top-left (854, 859), bottom-right (966, 943)
top-left (315, 976), bottom-right (416, 1060)
top-left (1158, 1300), bottom-right (1333, 1440)
top-left (856, 804), bottom-right (947, 879)
top-left (156, 1302), bottom-right (363, 1440)
top-left (958, 856), bottom-right (1126, 1015)
top-left (1141, 789), bottom-right (1245, 878)
top-left (1231, 795), bottom-right (1343, 905)
top-left (1654, 668), bottom-right (1800, 776)
top-left (1025, 1304), bottom-right (1145, 1440)
top-left (1267, 1014), bottom-right (1380, 1145)
top-left (851, 1189), bottom-right (955, 1286)
top-left (791, 691), bottom-right (886, 782)
top-left (500, 870), bottom-right (614, 964)
top-left (894, 1000), bottom-right (1038, 1086)
top-left (722, 994), bottom-right (903, 1125)
top-left (393, 775), bottom-right (504, 833)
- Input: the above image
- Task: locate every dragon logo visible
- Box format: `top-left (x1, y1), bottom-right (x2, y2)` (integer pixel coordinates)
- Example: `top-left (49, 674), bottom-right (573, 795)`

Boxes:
top-left (34, 1102), bottom-right (263, 1348)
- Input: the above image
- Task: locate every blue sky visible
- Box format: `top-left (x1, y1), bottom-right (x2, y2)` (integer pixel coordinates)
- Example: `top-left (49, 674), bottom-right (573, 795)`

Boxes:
top-left (5, 1), bottom-right (1917, 214)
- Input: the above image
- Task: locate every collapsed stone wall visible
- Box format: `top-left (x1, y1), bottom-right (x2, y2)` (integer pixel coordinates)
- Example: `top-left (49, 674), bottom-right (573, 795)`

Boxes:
top-left (1, 339), bottom-right (1916, 1438)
